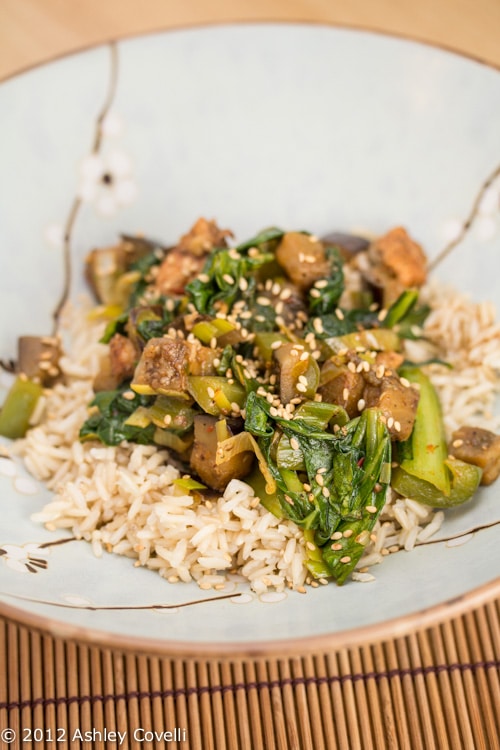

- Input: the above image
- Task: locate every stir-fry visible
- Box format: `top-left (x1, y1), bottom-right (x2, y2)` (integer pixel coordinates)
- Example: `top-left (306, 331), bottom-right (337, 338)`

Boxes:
top-left (1, 218), bottom-right (499, 586)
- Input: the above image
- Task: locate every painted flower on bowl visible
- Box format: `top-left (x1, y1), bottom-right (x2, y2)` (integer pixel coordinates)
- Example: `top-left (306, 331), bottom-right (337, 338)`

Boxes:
top-left (78, 150), bottom-right (137, 216)
top-left (0, 543), bottom-right (49, 573)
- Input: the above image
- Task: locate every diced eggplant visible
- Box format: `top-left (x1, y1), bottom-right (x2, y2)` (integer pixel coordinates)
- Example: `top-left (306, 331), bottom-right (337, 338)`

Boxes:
top-left (363, 374), bottom-right (419, 441)
top-left (275, 232), bottom-right (330, 290)
top-left (321, 231), bottom-right (370, 260)
top-left (190, 415), bottom-right (254, 491)
top-left (318, 360), bottom-right (365, 418)
top-left (450, 426), bottom-right (500, 486)
top-left (131, 337), bottom-right (190, 396)
top-left (17, 335), bottom-right (62, 386)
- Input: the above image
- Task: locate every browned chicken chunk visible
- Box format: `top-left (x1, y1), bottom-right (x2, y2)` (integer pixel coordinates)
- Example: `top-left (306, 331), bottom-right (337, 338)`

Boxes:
top-left (450, 426), bottom-right (500, 486)
top-left (357, 226), bottom-right (427, 305)
top-left (275, 232), bottom-right (331, 290)
top-left (155, 218), bottom-right (232, 296)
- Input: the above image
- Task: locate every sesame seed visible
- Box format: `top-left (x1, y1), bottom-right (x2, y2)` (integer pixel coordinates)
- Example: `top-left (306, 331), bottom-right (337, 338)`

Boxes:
top-left (290, 437), bottom-right (300, 451)
top-left (272, 282), bottom-right (281, 295)
top-left (280, 288), bottom-right (292, 300)
top-left (452, 438), bottom-right (464, 448)
top-left (163, 414), bottom-right (172, 425)
top-left (315, 473), bottom-right (324, 486)
top-left (122, 390), bottom-right (136, 400)
top-left (313, 318), bottom-right (324, 334)
top-left (207, 386), bottom-right (215, 398)
top-left (376, 365), bottom-right (385, 379)
top-left (296, 382), bottom-right (307, 393)
top-left (322, 486), bottom-right (330, 498)
top-left (310, 288), bottom-right (321, 298)
top-left (319, 578), bottom-right (329, 585)
top-left (304, 254), bottom-right (316, 263)
top-left (271, 340), bottom-right (283, 350)
top-left (357, 398), bottom-right (366, 411)
top-left (343, 529), bottom-right (353, 538)
top-left (335, 308), bottom-right (345, 320)
top-left (347, 361), bottom-right (357, 373)
top-left (231, 402), bottom-right (241, 413)
top-left (210, 337), bottom-right (217, 349)
top-left (284, 494), bottom-right (294, 506)
top-left (303, 483), bottom-right (311, 492)
top-left (400, 377), bottom-right (411, 388)
top-left (331, 543), bottom-right (343, 551)
top-left (366, 505), bottom-right (378, 514)
top-left (394, 420), bottom-right (401, 432)
top-left (315, 279), bottom-right (328, 288)
top-left (223, 273), bottom-right (235, 284)
top-left (387, 417), bottom-right (394, 429)
top-left (213, 358), bottom-right (221, 367)
top-left (239, 277), bottom-right (249, 291)
top-left (198, 273), bottom-right (210, 283)
top-left (342, 387), bottom-right (349, 401)
top-left (340, 556), bottom-right (351, 564)
top-left (306, 541), bottom-right (316, 551)
top-left (312, 350), bottom-right (321, 360)
top-left (331, 531), bottom-right (343, 540)
top-left (300, 351), bottom-right (309, 361)
top-left (257, 296), bottom-right (271, 306)
top-left (298, 375), bottom-right (308, 385)
top-left (378, 309), bottom-right (388, 322)
top-left (270, 406), bottom-right (278, 417)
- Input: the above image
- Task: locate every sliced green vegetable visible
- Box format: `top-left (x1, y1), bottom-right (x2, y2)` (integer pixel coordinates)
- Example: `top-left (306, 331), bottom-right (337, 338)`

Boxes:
top-left (187, 376), bottom-right (246, 416)
top-left (0, 377), bottom-right (43, 439)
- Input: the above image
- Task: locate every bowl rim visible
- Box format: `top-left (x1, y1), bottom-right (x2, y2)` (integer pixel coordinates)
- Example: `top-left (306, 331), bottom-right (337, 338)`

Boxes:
top-left (1, 577), bottom-right (499, 658)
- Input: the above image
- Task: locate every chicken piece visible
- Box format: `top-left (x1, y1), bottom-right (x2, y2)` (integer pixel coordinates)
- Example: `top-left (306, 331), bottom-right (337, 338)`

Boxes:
top-left (275, 232), bottom-right (331, 291)
top-left (190, 415), bottom-right (254, 491)
top-left (318, 359), bottom-right (365, 418)
top-left (177, 217), bottom-right (233, 256)
top-left (132, 337), bottom-right (189, 396)
top-left (357, 226), bottom-right (427, 305)
top-left (363, 373), bottom-right (419, 441)
top-left (374, 350), bottom-right (405, 371)
top-left (155, 218), bottom-right (232, 296)
top-left (450, 426), bottom-right (500, 486)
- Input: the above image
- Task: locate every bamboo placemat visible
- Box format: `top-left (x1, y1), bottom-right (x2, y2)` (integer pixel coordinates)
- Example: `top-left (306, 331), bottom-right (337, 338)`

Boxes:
top-left (1, 596), bottom-right (499, 749)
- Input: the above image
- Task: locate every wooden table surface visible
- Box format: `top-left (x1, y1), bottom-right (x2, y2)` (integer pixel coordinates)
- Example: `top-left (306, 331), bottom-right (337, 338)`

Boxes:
top-left (0, 0), bottom-right (499, 81)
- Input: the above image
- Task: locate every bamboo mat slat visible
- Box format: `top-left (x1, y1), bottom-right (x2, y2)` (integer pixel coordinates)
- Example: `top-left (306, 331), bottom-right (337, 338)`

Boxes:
top-left (1, 599), bottom-right (500, 749)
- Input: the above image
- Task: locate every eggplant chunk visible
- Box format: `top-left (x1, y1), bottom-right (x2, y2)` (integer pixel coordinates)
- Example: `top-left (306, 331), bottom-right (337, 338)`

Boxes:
top-left (275, 232), bottom-right (330, 291)
top-left (321, 231), bottom-right (370, 261)
top-left (363, 374), bottom-right (419, 441)
top-left (190, 415), bottom-right (254, 491)
top-left (450, 426), bottom-right (500, 486)
top-left (109, 333), bottom-right (139, 384)
top-left (132, 337), bottom-right (189, 396)
top-left (318, 365), bottom-right (365, 418)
